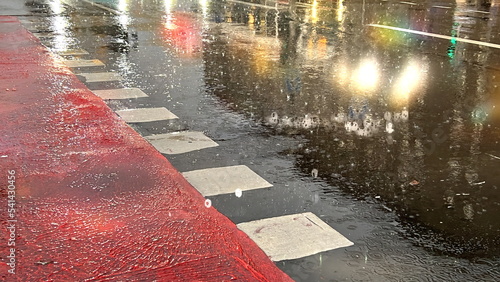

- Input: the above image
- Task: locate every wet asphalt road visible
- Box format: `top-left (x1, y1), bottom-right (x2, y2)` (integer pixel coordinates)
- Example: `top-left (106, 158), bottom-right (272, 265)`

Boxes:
top-left (9, 0), bottom-right (500, 280)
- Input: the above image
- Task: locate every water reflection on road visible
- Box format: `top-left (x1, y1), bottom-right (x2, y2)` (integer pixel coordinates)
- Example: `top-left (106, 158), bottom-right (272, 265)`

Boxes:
top-left (201, 0), bottom-right (500, 257)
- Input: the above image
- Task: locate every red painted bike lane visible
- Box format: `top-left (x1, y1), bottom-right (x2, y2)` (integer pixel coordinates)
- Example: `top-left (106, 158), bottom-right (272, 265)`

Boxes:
top-left (0, 16), bottom-right (292, 281)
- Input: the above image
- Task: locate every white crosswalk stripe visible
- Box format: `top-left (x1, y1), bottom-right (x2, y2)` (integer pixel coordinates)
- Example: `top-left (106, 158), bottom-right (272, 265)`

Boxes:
top-left (116, 107), bottom-right (178, 123)
top-left (57, 49), bottom-right (90, 56)
top-left (63, 59), bottom-right (104, 68)
top-left (182, 165), bottom-right (272, 197)
top-left (145, 131), bottom-right (218, 155)
top-left (92, 88), bottom-right (147, 99)
top-left (78, 72), bottom-right (123, 83)
top-left (237, 212), bottom-right (353, 261)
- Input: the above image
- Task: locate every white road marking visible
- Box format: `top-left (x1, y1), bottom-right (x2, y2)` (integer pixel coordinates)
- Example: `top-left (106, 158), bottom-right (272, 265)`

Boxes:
top-left (182, 165), bottom-right (272, 197)
top-left (56, 49), bottom-right (89, 56)
top-left (367, 24), bottom-right (500, 49)
top-left (78, 72), bottom-right (123, 83)
top-left (237, 212), bottom-right (353, 261)
top-left (92, 88), bottom-right (147, 99)
top-left (145, 131), bottom-right (219, 155)
top-left (116, 107), bottom-right (178, 123)
top-left (63, 59), bottom-right (104, 68)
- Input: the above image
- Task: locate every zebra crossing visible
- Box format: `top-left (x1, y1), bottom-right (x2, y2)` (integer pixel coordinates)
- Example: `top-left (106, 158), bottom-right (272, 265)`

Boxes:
top-left (33, 34), bottom-right (354, 262)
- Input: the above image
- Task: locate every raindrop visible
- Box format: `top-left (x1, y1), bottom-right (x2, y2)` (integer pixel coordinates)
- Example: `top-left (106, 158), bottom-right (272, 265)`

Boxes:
top-left (465, 171), bottom-right (478, 184)
top-left (363, 119), bottom-right (373, 128)
top-left (386, 122), bottom-right (394, 134)
top-left (345, 121), bottom-right (352, 132)
top-left (351, 121), bottom-right (359, 131)
top-left (281, 116), bottom-right (293, 127)
top-left (312, 192), bottom-right (320, 203)
top-left (267, 112), bottom-right (279, 125)
top-left (303, 115), bottom-right (313, 129)
top-left (444, 190), bottom-right (454, 206)
top-left (235, 188), bottom-right (242, 198)
top-left (401, 109), bottom-right (409, 120)
top-left (204, 199), bottom-right (212, 208)
top-left (333, 112), bottom-right (346, 123)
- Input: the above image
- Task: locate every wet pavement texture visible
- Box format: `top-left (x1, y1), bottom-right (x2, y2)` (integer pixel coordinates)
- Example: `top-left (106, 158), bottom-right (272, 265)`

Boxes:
top-left (15, 0), bottom-right (500, 280)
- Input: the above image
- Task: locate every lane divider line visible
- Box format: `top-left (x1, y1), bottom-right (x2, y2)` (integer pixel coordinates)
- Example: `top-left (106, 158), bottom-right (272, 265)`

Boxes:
top-left (367, 24), bottom-right (500, 49)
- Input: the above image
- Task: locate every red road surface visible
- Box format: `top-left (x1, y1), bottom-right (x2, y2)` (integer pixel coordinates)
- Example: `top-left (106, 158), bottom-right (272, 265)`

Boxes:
top-left (0, 16), bottom-right (292, 281)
